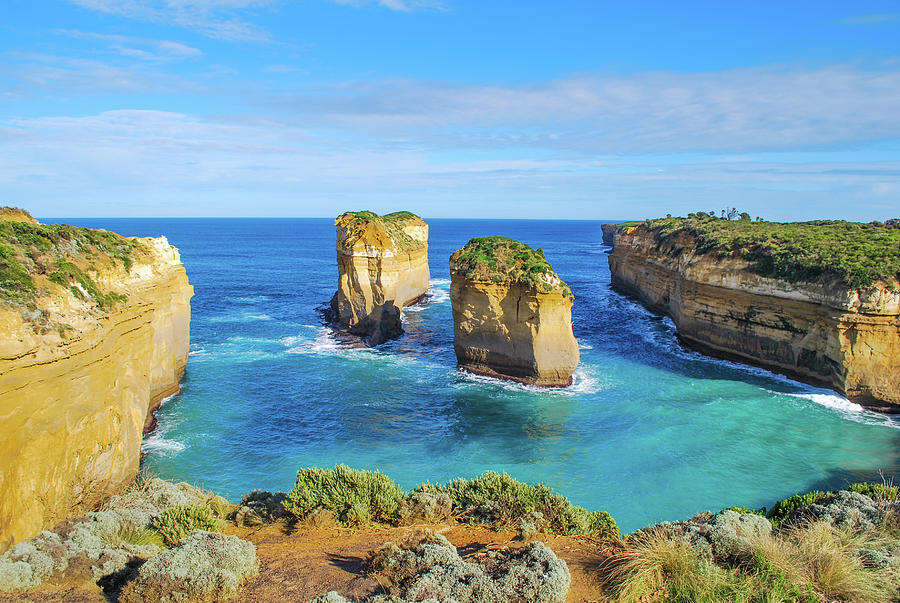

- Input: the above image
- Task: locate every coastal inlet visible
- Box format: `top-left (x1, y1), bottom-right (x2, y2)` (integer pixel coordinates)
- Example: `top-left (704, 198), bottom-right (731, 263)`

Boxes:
top-left (61, 217), bottom-right (900, 534)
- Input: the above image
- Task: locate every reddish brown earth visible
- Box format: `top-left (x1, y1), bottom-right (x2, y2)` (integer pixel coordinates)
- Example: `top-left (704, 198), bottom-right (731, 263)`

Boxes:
top-left (0, 521), bottom-right (618, 602)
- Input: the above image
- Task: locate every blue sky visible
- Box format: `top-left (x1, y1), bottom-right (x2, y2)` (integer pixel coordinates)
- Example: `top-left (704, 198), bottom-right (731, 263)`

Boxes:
top-left (2, 1), bottom-right (899, 219)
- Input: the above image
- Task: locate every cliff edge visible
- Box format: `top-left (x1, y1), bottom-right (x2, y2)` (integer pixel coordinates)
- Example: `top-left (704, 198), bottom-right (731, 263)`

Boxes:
top-left (608, 216), bottom-right (900, 410)
top-left (450, 236), bottom-right (579, 386)
top-left (0, 210), bottom-right (193, 552)
top-left (330, 211), bottom-right (429, 345)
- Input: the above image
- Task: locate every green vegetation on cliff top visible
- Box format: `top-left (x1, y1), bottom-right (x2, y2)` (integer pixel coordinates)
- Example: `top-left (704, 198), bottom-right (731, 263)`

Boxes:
top-left (450, 236), bottom-right (572, 296)
top-left (0, 208), bottom-right (136, 309)
top-left (284, 465), bottom-right (616, 537)
top-left (338, 210), bottom-right (426, 252)
top-left (622, 215), bottom-right (900, 289)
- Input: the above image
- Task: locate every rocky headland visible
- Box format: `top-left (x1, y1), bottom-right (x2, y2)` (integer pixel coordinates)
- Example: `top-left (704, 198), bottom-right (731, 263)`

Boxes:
top-left (330, 211), bottom-right (429, 345)
top-left (0, 209), bottom-right (192, 552)
top-left (606, 216), bottom-right (900, 411)
top-left (449, 236), bottom-right (579, 386)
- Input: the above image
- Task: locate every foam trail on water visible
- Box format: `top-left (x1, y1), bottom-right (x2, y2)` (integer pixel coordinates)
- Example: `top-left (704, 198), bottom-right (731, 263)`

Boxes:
top-left (404, 278), bottom-right (451, 312)
top-left (142, 394), bottom-right (186, 456)
top-left (623, 297), bottom-right (899, 429)
top-left (453, 365), bottom-right (603, 397)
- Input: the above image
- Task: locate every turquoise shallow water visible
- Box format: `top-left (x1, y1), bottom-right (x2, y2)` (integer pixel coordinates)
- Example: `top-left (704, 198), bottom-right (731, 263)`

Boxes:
top-left (60, 218), bottom-right (900, 533)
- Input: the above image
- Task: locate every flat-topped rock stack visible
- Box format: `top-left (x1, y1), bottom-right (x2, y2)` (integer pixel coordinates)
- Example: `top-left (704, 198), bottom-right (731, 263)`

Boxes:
top-left (449, 236), bottom-right (579, 386)
top-left (331, 211), bottom-right (430, 345)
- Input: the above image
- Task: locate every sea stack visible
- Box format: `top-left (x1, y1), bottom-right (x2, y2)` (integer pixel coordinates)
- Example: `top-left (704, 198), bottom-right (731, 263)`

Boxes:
top-left (450, 236), bottom-right (579, 386)
top-left (331, 211), bottom-right (430, 345)
top-left (0, 209), bottom-right (193, 551)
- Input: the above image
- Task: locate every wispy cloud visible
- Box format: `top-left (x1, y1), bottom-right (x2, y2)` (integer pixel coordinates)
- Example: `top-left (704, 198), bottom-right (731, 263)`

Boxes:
top-left (1, 109), bottom-right (897, 219)
top-left (271, 64), bottom-right (900, 154)
top-left (66, 0), bottom-right (276, 41)
top-left (841, 12), bottom-right (900, 25)
top-left (54, 29), bottom-right (203, 60)
top-left (329, 0), bottom-right (444, 11)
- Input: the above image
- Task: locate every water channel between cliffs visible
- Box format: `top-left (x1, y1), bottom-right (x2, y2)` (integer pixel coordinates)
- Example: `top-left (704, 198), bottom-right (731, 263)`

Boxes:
top-left (59, 217), bottom-right (900, 533)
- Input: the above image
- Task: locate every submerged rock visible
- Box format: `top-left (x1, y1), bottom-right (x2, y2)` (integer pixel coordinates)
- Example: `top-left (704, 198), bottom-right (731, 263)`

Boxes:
top-left (449, 236), bottom-right (579, 386)
top-left (330, 211), bottom-right (429, 345)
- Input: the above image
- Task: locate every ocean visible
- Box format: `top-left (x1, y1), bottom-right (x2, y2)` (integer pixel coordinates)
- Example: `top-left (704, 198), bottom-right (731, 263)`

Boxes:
top-left (57, 217), bottom-right (900, 533)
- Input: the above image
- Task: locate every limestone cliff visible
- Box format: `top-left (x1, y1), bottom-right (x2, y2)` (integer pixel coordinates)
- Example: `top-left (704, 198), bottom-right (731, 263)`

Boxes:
top-left (608, 220), bottom-right (900, 410)
top-left (601, 223), bottom-right (619, 246)
top-left (331, 211), bottom-right (429, 345)
top-left (0, 212), bottom-right (192, 552)
top-left (450, 237), bottom-right (579, 386)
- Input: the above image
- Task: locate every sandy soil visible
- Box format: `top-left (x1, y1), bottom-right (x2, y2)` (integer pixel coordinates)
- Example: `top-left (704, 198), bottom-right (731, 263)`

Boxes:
top-left (0, 521), bottom-right (618, 602)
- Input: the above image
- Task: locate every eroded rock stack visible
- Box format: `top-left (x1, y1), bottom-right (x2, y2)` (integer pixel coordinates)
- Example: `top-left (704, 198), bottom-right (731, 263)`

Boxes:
top-left (0, 211), bottom-right (193, 551)
top-left (331, 211), bottom-right (429, 345)
top-left (449, 236), bottom-right (579, 386)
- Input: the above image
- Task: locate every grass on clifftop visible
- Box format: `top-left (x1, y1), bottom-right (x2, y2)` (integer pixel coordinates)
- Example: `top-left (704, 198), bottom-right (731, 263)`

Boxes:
top-left (0, 212), bottom-right (137, 310)
top-left (337, 210), bottom-right (426, 252)
top-left (450, 236), bottom-right (572, 296)
top-left (626, 215), bottom-right (900, 289)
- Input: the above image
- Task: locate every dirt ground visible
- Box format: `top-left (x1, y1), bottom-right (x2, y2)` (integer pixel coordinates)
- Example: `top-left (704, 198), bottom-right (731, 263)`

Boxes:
top-left (0, 521), bottom-right (617, 602)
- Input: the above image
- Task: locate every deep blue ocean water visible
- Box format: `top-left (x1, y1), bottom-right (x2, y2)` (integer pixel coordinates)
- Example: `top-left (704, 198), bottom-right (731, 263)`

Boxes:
top-left (58, 218), bottom-right (900, 533)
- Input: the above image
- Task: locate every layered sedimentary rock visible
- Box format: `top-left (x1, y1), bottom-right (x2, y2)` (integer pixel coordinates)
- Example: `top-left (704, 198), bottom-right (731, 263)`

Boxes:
top-left (331, 211), bottom-right (429, 345)
top-left (601, 223), bottom-right (620, 246)
top-left (608, 223), bottom-right (900, 410)
top-left (450, 237), bottom-right (579, 386)
top-left (0, 214), bottom-right (192, 552)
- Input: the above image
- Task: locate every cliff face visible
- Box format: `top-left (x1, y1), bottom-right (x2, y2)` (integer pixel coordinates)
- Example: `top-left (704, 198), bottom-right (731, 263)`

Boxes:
top-left (601, 223), bottom-right (619, 246)
top-left (331, 211), bottom-right (429, 345)
top-left (450, 237), bottom-right (579, 386)
top-left (0, 226), bottom-right (192, 552)
top-left (609, 227), bottom-right (900, 410)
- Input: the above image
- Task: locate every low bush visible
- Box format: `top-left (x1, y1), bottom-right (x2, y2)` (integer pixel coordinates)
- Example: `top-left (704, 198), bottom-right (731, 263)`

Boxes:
top-left (315, 530), bottom-right (570, 603)
top-left (152, 504), bottom-right (223, 546)
top-left (283, 465), bottom-right (407, 525)
top-left (767, 491), bottom-right (829, 525)
top-left (416, 471), bottom-right (619, 537)
top-left (119, 531), bottom-right (258, 603)
top-left (283, 466), bottom-right (619, 538)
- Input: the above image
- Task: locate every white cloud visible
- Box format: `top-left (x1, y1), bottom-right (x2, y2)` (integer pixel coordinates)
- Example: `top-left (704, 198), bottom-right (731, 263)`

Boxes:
top-left (66, 0), bottom-right (275, 41)
top-left (274, 64), bottom-right (900, 153)
top-left (1, 109), bottom-right (898, 220)
top-left (54, 30), bottom-right (203, 60)
top-left (330, 0), bottom-right (444, 11)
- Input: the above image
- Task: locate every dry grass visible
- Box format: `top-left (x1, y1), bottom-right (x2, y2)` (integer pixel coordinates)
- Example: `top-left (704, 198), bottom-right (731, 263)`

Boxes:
top-left (602, 529), bottom-right (726, 603)
top-left (749, 521), bottom-right (898, 603)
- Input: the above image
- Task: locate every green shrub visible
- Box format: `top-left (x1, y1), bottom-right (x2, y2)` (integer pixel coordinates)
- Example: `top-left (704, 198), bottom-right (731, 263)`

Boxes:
top-left (416, 471), bottom-right (619, 538)
top-left (449, 236), bottom-right (572, 295)
top-left (721, 506), bottom-right (767, 517)
top-left (152, 504), bottom-right (223, 546)
top-left (283, 465), bottom-right (407, 526)
top-left (337, 210), bottom-right (425, 252)
top-left (626, 216), bottom-right (900, 288)
top-left (848, 482), bottom-right (899, 502)
top-left (767, 491), bottom-right (829, 525)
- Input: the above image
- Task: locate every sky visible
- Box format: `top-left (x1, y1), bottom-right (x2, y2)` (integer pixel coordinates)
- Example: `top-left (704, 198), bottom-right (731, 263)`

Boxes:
top-left (1, 1), bottom-right (899, 220)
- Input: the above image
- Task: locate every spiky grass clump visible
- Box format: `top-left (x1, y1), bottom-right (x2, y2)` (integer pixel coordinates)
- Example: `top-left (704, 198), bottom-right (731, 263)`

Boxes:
top-left (284, 465), bottom-right (407, 526)
top-left (604, 529), bottom-right (730, 603)
top-left (152, 504), bottom-right (223, 546)
top-left (749, 521), bottom-right (899, 603)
